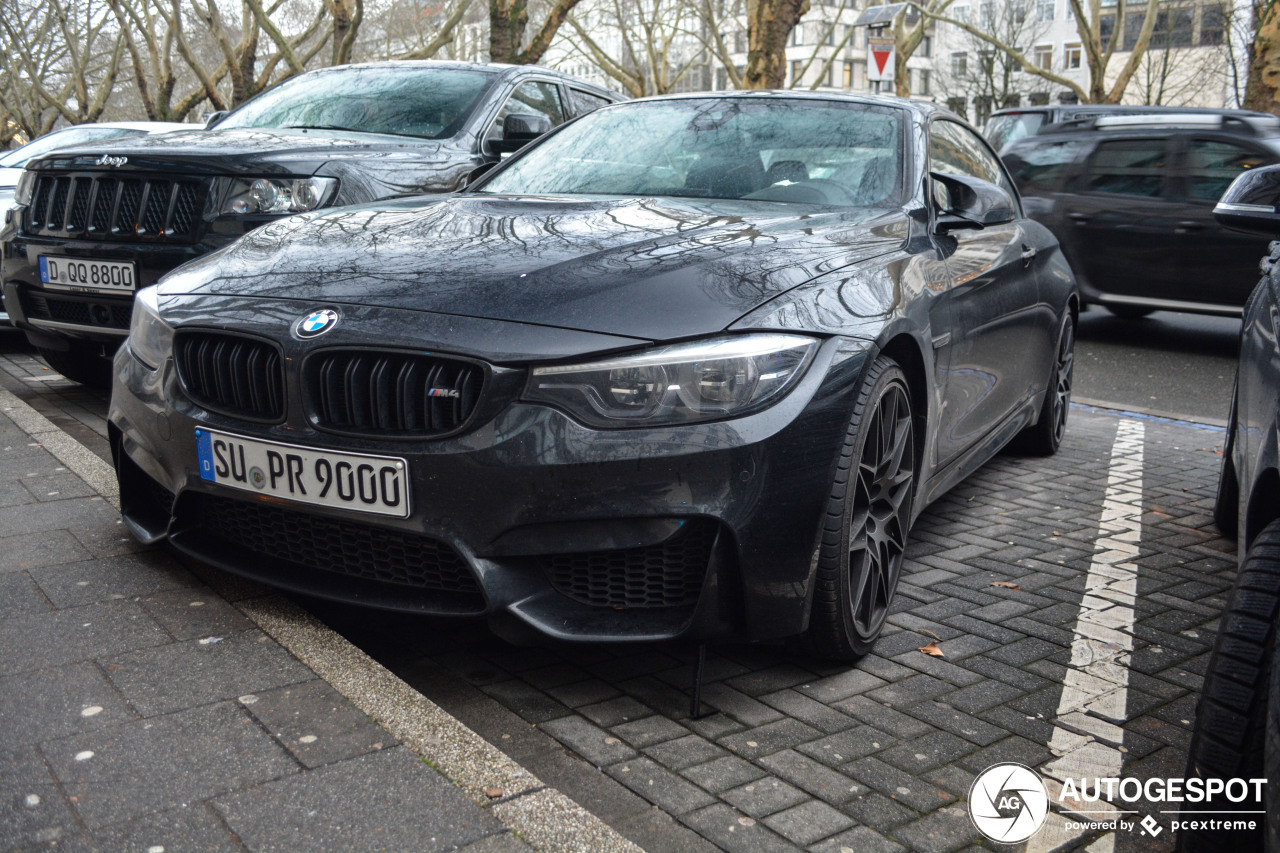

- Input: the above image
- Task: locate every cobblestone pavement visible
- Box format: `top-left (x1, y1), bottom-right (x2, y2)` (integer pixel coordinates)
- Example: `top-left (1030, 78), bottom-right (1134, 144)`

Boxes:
top-left (1, 341), bottom-right (1237, 853)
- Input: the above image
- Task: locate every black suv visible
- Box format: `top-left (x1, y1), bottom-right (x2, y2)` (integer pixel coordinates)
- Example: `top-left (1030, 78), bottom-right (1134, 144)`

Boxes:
top-left (1002, 111), bottom-right (1280, 318)
top-left (0, 61), bottom-right (620, 385)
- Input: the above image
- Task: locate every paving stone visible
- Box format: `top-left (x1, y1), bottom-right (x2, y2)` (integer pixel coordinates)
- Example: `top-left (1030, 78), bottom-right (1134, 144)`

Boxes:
top-left (546, 678), bottom-right (622, 709)
top-left (480, 680), bottom-right (573, 724)
top-left (102, 629), bottom-right (312, 717)
top-left (985, 636), bottom-right (1063, 667)
top-left (611, 715), bottom-right (690, 748)
top-left (214, 746), bottom-right (503, 852)
top-left (0, 600), bottom-right (170, 677)
top-left (0, 745), bottom-right (80, 850)
top-left (758, 749), bottom-right (865, 805)
top-left (645, 734), bottom-right (728, 771)
top-left (29, 551), bottom-right (195, 608)
top-left (607, 756), bottom-right (716, 814)
top-left (867, 674), bottom-right (955, 708)
top-left (82, 804), bottom-right (244, 853)
top-left (906, 701), bottom-right (1008, 746)
top-left (757, 689), bottom-right (858, 734)
top-left (538, 715), bottom-right (637, 766)
top-left (0, 571), bottom-right (52, 618)
top-left (762, 799), bottom-right (854, 846)
top-left (795, 667), bottom-right (890, 703)
top-left (0, 661), bottom-right (135, 750)
top-left (698, 682), bottom-right (786, 727)
top-left (833, 695), bottom-right (933, 739)
top-left (44, 702), bottom-right (298, 828)
top-left (840, 756), bottom-right (955, 813)
top-left (681, 756), bottom-right (768, 794)
top-left (680, 803), bottom-right (801, 853)
top-left (721, 776), bottom-right (810, 818)
top-left (839, 791), bottom-right (919, 829)
top-left (940, 679), bottom-right (1027, 714)
top-left (719, 718), bottom-right (823, 760)
top-left (811, 824), bottom-right (907, 853)
top-left (136, 587), bottom-right (256, 641)
top-left (577, 695), bottom-right (653, 727)
top-left (240, 679), bottom-right (394, 769)
top-left (725, 665), bottom-right (815, 697)
top-left (796, 724), bottom-right (897, 766)
top-left (893, 804), bottom-right (983, 853)
top-left (878, 730), bottom-right (979, 774)
top-left (0, 496), bottom-right (121, 541)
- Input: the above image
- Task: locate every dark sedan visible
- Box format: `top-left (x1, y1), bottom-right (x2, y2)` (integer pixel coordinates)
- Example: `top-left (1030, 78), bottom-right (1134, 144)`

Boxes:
top-left (108, 94), bottom-right (1078, 658)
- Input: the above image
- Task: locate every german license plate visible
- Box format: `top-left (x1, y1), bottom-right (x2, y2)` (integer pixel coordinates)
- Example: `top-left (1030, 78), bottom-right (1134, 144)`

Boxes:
top-left (195, 429), bottom-right (411, 518)
top-left (38, 256), bottom-right (136, 293)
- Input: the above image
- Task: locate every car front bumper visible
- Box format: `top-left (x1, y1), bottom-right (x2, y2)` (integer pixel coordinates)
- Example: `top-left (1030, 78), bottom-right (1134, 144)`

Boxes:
top-left (108, 312), bottom-right (871, 643)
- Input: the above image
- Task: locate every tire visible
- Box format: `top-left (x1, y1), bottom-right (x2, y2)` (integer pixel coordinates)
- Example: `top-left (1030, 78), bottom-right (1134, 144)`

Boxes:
top-left (1215, 387), bottom-right (1240, 540)
top-left (1179, 519), bottom-right (1280, 852)
top-left (803, 355), bottom-right (916, 661)
top-left (1009, 312), bottom-right (1074, 456)
top-left (1105, 304), bottom-right (1154, 319)
top-left (36, 343), bottom-right (111, 389)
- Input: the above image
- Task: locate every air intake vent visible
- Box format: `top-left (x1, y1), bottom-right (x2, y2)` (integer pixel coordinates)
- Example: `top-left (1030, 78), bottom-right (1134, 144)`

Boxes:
top-left (24, 173), bottom-right (207, 242)
top-left (175, 332), bottom-right (285, 421)
top-left (307, 350), bottom-right (483, 437)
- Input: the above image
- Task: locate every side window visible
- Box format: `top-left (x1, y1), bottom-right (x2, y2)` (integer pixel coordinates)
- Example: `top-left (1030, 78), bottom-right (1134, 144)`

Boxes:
top-left (1008, 139), bottom-right (1083, 191)
top-left (929, 119), bottom-right (1017, 198)
top-left (568, 88), bottom-right (612, 117)
top-left (1082, 139), bottom-right (1167, 197)
top-left (490, 81), bottom-right (567, 140)
top-left (1186, 139), bottom-right (1272, 202)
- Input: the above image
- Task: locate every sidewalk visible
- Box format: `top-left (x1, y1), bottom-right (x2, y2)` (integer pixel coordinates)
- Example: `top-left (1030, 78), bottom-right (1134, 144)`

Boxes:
top-left (0, 381), bottom-right (640, 853)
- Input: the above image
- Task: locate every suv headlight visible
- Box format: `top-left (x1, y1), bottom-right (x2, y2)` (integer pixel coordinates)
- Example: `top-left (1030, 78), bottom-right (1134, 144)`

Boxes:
top-left (524, 334), bottom-right (819, 428)
top-left (216, 176), bottom-right (338, 215)
top-left (128, 285), bottom-right (173, 370)
top-left (14, 169), bottom-right (36, 206)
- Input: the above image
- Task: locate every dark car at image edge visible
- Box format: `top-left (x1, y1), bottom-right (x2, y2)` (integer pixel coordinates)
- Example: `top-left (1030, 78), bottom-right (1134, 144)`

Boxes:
top-left (0, 61), bottom-right (620, 385)
top-left (108, 92), bottom-right (1078, 658)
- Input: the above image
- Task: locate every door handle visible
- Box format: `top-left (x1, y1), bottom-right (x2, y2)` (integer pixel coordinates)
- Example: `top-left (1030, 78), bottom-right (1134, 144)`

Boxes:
top-left (1020, 244), bottom-right (1037, 267)
top-left (1175, 220), bottom-right (1204, 234)
top-left (1067, 212), bottom-right (1089, 222)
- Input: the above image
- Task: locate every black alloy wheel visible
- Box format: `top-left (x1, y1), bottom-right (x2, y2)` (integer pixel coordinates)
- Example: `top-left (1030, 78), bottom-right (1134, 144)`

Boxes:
top-left (805, 355), bottom-right (916, 660)
top-left (1214, 385), bottom-right (1240, 539)
top-left (1011, 313), bottom-right (1074, 456)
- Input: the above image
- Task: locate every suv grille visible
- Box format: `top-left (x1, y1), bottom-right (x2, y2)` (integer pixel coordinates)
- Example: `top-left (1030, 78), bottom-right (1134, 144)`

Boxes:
top-left (192, 493), bottom-right (481, 595)
top-left (175, 332), bottom-right (285, 421)
top-left (540, 521), bottom-right (715, 608)
top-left (25, 173), bottom-right (207, 242)
top-left (308, 350), bottom-right (483, 437)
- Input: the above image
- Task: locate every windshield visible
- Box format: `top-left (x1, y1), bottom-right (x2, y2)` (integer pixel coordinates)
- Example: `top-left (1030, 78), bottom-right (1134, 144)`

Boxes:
top-left (480, 98), bottom-right (906, 208)
top-left (0, 127), bottom-right (145, 168)
top-left (985, 112), bottom-right (1046, 153)
top-left (217, 66), bottom-right (499, 140)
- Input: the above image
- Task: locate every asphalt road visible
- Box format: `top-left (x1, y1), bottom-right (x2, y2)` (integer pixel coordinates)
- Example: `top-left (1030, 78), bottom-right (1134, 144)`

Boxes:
top-left (1073, 306), bottom-right (1241, 424)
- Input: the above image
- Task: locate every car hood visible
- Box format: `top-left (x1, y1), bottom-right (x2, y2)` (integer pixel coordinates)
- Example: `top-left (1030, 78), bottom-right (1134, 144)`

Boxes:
top-left (29, 128), bottom-right (455, 178)
top-left (160, 194), bottom-right (908, 342)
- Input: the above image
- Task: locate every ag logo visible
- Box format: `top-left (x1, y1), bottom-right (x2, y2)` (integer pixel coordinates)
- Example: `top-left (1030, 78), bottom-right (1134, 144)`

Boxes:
top-left (295, 308), bottom-right (340, 339)
top-left (968, 763), bottom-right (1049, 843)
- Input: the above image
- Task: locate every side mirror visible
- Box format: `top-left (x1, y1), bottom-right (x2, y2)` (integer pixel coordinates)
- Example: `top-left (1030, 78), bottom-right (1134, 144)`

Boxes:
top-left (494, 113), bottom-right (553, 154)
top-left (1214, 163), bottom-right (1280, 237)
top-left (205, 110), bottom-right (228, 129)
top-left (931, 171), bottom-right (1016, 234)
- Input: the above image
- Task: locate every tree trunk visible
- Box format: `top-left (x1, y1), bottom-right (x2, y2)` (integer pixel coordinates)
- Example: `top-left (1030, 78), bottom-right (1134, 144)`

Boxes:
top-left (489, 0), bottom-right (528, 63)
top-left (743, 0), bottom-right (809, 88)
top-left (1245, 0), bottom-right (1280, 112)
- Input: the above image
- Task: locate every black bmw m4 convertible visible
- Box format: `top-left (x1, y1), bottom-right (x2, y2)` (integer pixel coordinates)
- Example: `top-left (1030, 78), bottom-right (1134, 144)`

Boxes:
top-left (109, 93), bottom-right (1078, 659)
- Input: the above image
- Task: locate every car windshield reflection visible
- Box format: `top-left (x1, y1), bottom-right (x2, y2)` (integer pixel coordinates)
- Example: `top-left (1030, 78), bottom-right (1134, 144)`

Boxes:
top-left (479, 98), bottom-right (906, 208)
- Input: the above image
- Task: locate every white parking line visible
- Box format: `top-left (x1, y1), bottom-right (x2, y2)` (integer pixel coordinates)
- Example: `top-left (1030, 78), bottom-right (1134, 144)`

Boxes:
top-left (1027, 418), bottom-right (1144, 853)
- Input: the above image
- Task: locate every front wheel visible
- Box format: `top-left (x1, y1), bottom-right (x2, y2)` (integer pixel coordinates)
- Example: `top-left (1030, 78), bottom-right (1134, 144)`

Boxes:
top-left (1215, 386), bottom-right (1240, 539)
top-left (804, 356), bottom-right (916, 661)
top-left (1010, 313), bottom-right (1074, 456)
top-left (1179, 518), bottom-right (1280, 851)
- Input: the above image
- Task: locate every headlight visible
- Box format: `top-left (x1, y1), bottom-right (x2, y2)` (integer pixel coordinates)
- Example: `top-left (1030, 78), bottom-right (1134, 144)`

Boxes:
top-left (217, 176), bottom-right (337, 215)
top-left (14, 170), bottom-right (36, 206)
top-left (127, 285), bottom-right (173, 370)
top-left (524, 334), bottom-right (819, 428)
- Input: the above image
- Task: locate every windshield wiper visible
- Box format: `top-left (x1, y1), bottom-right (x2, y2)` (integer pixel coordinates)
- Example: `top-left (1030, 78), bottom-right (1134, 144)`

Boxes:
top-left (284, 124), bottom-right (367, 133)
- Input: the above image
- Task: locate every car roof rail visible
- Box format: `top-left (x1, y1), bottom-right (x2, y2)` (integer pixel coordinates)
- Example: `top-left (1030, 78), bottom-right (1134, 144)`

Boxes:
top-left (1042, 112), bottom-right (1280, 136)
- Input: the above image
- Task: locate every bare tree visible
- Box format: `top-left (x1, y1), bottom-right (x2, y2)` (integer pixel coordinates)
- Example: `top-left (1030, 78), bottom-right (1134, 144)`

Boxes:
top-left (559, 0), bottom-right (704, 96)
top-left (490, 0), bottom-right (589, 63)
top-left (1127, 9), bottom-right (1229, 105)
top-left (741, 0), bottom-right (809, 87)
top-left (921, 0), bottom-right (1165, 103)
top-left (691, 0), bottom-right (747, 88)
top-left (935, 0), bottom-right (1048, 116)
top-left (1242, 0), bottom-right (1280, 110)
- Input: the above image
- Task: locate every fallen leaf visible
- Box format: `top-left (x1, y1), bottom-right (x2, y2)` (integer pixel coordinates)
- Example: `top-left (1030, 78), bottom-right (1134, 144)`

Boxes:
top-left (990, 581), bottom-right (1021, 590)
top-left (919, 629), bottom-right (942, 640)
top-left (484, 788), bottom-right (504, 798)
top-left (919, 642), bottom-right (945, 657)
top-left (1052, 530), bottom-right (1061, 536)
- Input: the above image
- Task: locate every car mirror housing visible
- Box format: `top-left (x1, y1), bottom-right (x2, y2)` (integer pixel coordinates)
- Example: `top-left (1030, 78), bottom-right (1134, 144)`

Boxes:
top-left (931, 171), bottom-right (1016, 234)
top-left (1215, 163), bottom-right (1280, 237)
top-left (494, 113), bottom-right (553, 154)
top-left (205, 110), bottom-right (228, 129)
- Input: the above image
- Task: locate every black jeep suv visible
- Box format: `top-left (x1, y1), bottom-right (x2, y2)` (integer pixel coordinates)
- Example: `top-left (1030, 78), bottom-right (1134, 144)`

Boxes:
top-left (0, 61), bottom-right (620, 385)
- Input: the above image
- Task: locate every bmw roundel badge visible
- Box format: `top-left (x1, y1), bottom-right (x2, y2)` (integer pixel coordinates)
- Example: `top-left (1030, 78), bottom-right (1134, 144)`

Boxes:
top-left (295, 308), bottom-right (340, 339)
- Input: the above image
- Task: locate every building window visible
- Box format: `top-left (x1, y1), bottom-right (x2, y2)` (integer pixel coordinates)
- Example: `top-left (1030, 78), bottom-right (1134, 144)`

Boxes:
top-left (952, 51), bottom-right (968, 76)
top-left (1099, 14), bottom-right (1115, 48)
top-left (843, 60), bottom-right (855, 88)
top-left (1037, 0), bottom-right (1054, 20)
top-left (791, 59), bottom-right (803, 85)
top-left (1029, 91), bottom-right (1050, 105)
top-left (1201, 5), bottom-right (1226, 44)
top-left (946, 97), bottom-right (968, 118)
top-left (917, 68), bottom-right (931, 94)
top-left (1003, 93), bottom-right (1021, 108)
top-left (824, 22), bottom-right (835, 45)
top-left (921, 34), bottom-right (932, 57)
top-left (978, 49), bottom-right (995, 74)
top-left (979, 0), bottom-right (994, 25)
top-left (1154, 8), bottom-right (1195, 47)
top-left (975, 96), bottom-right (993, 123)
top-left (1034, 44), bottom-right (1053, 69)
top-left (733, 30), bottom-right (747, 53)
top-left (1064, 42), bottom-right (1081, 68)
top-left (792, 24), bottom-right (804, 46)
top-left (954, 4), bottom-right (969, 22)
